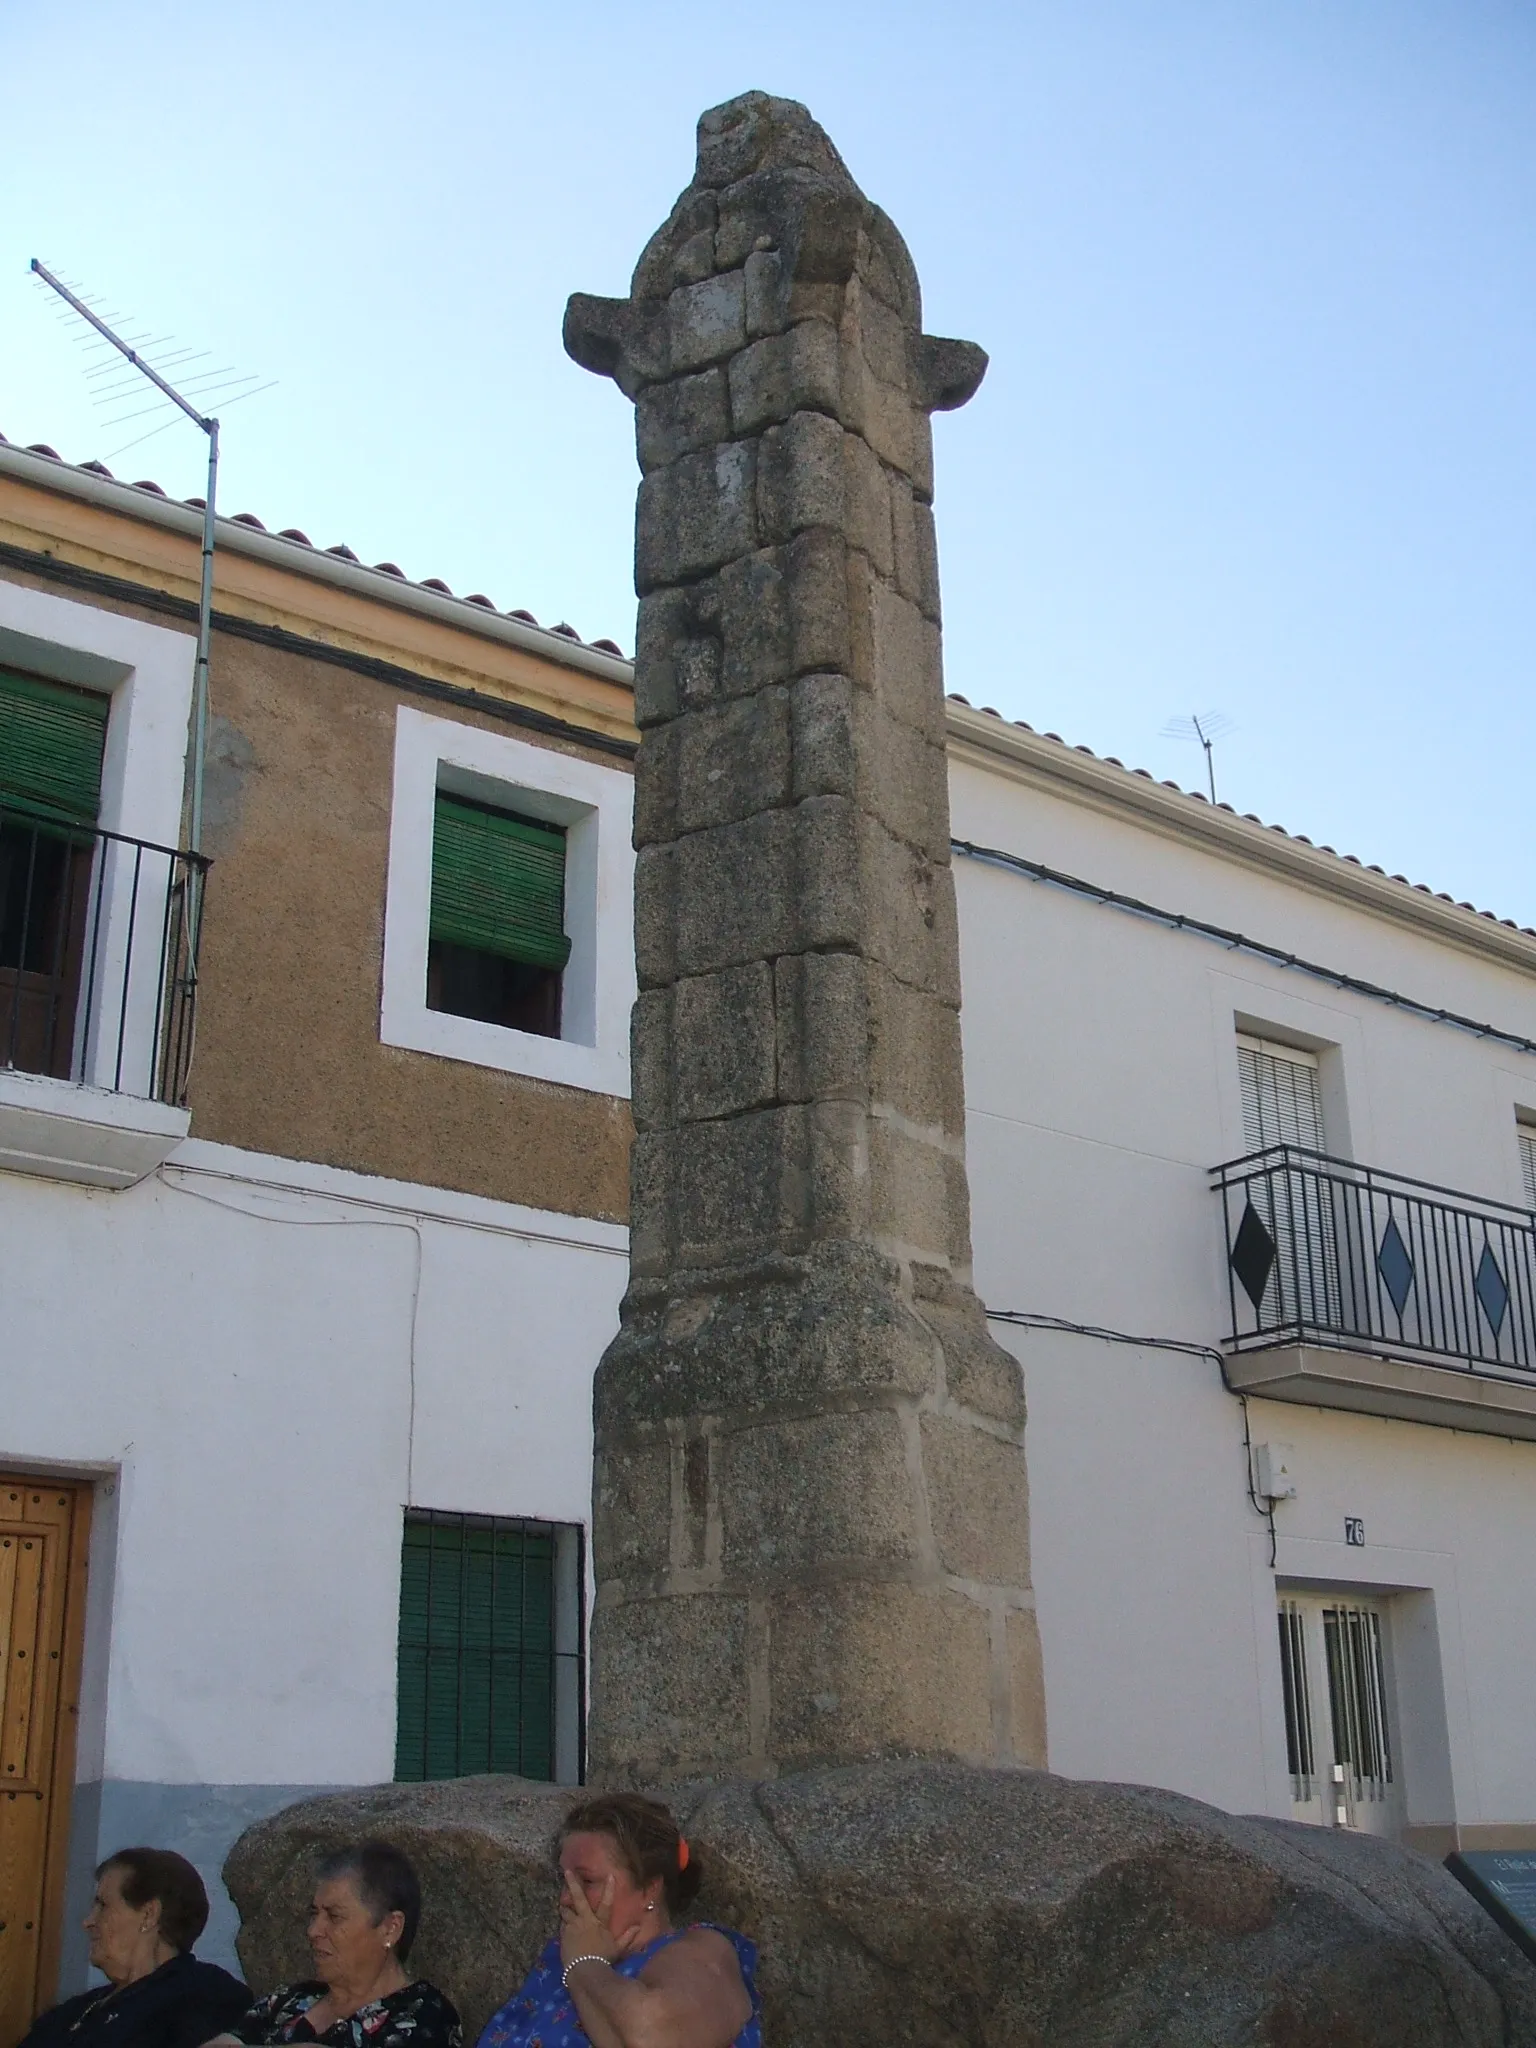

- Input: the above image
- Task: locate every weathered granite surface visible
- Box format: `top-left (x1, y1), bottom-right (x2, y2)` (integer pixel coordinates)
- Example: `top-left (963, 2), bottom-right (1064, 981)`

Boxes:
top-left (224, 1762), bottom-right (1536, 2047)
top-left (564, 88), bottom-right (1045, 1782)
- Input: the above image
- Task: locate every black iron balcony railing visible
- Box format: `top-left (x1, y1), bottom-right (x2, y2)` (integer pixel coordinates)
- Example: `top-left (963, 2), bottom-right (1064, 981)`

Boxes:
top-left (1214, 1145), bottom-right (1536, 1379)
top-left (0, 801), bottom-right (206, 1106)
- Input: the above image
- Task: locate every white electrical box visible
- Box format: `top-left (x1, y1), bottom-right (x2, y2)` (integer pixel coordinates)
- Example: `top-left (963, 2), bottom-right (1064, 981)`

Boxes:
top-left (1255, 1442), bottom-right (1298, 1501)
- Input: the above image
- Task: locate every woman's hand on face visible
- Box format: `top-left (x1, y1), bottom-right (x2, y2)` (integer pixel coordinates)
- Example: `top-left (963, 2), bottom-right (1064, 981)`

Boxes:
top-left (558, 1871), bottom-right (643, 1970)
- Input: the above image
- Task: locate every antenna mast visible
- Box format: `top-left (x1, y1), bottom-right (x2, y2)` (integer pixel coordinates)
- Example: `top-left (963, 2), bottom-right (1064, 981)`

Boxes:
top-left (30, 259), bottom-right (221, 873)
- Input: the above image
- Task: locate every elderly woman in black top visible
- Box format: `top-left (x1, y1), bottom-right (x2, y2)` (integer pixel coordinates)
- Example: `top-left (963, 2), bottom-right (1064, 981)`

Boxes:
top-left (21, 1848), bottom-right (249, 2048)
top-left (212, 1842), bottom-right (459, 2048)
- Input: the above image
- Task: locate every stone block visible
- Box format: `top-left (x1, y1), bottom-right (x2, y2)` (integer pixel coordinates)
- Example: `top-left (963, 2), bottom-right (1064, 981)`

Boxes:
top-left (594, 1438), bottom-right (672, 1580)
top-left (673, 1105), bottom-right (812, 1266)
top-left (808, 1095), bottom-right (872, 1240)
top-left (786, 529), bottom-right (850, 676)
top-left (626, 1127), bottom-right (673, 1278)
top-left (588, 1592), bottom-right (753, 1775)
top-left (756, 410), bottom-right (845, 543)
top-left (633, 588), bottom-right (688, 726)
top-left (1006, 1606), bottom-right (1049, 1766)
top-left (847, 560), bottom-right (945, 743)
top-left (867, 971), bottom-right (965, 1135)
top-left (789, 670), bottom-right (855, 801)
top-left (919, 1413), bottom-right (1032, 1586)
top-left (888, 472), bottom-right (920, 604)
top-left (911, 1287), bottom-right (1026, 1432)
top-left (912, 498), bottom-right (942, 622)
top-left (671, 809), bottom-right (798, 975)
top-left (636, 442), bottom-right (757, 590)
top-left (855, 816), bottom-right (948, 995)
top-left (635, 368), bottom-right (730, 473)
top-left (838, 347), bottom-right (917, 484)
top-left (630, 187), bottom-right (719, 302)
top-left (673, 962), bottom-right (777, 1122)
top-left (668, 270), bottom-right (746, 373)
top-left (594, 1247), bottom-right (944, 1429)
top-left (674, 687), bottom-right (792, 832)
top-left (631, 719), bottom-right (678, 848)
top-left (867, 1116), bottom-right (953, 1259)
top-left (728, 324), bottom-right (840, 436)
top-left (842, 432), bottom-right (894, 576)
top-left (842, 276), bottom-right (909, 391)
top-left (677, 636), bottom-right (724, 712)
top-left (768, 1580), bottom-right (995, 1764)
top-left (633, 841), bottom-right (678, 989)
top-left (719, 548), bottom-right (792, 697)
top-left (720, 1407), bottom-right (921, 1579)
top-left (791, 795), bottom-right (862, 952)
top-left (744, 247), bottom-right (788, 337)
top-left (629, 986), bottom-right (673, 1131)
top-left (775, 950), bottom-right (869, 1105)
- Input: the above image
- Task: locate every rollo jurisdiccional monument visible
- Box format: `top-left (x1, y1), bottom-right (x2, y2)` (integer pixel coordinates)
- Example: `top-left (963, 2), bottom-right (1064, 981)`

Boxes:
top-left (225, 94), bottom-right (1536, 2048)
top-left (562, 89), bottom-right (1046, 1781)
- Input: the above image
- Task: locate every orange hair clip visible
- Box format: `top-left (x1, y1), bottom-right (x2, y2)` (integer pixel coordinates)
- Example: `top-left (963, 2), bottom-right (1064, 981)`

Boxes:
top-left (676, 1838), bottom-right (690, 1870)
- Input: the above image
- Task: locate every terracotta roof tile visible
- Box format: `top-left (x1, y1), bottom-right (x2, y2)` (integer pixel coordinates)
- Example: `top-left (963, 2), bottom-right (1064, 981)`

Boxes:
top-left (945, 692), bottom-right (1535, 940)
top-left (0, 430), bottom-right (632, 665)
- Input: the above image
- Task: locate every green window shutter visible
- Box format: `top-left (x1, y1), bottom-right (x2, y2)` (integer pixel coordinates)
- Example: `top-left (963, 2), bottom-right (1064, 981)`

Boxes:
top-left (395, 1511), bottom-right (558, 1783)
top-left (430, 796), bottom-right (571, 971)
top-left (0, 668), bottom-right (109, 825)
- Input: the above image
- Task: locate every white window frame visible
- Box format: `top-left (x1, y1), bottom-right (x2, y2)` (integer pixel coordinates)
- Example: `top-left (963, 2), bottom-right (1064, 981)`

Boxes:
top-left (1518, 1120), bottom-right (1536, 1213)
top-left (0, 579), bottom-right (196, 1093)
top-left (381, 707), bottom-right (634, 1098)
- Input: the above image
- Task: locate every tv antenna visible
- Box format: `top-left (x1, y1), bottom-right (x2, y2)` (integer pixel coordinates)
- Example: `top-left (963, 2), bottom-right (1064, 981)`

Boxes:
top-left (1161, 710), bottom-right (1234, 805)
top-left (28, 259), bottom-right (274, 888)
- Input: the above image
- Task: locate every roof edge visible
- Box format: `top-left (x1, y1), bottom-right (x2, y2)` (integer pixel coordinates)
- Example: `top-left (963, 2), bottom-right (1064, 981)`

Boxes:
top-left (0, 441), bottom-right (636, 691)
top-left (944, 699), bottom-right (1536, 978)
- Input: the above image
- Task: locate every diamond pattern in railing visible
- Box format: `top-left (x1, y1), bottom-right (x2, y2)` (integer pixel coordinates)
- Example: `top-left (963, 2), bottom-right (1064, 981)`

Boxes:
top-left (1376, 1217), bottom-right (1415, 1318)
top-left (1474, 1243), bottom-right (1509, 1337)
top-left (1231, 1201), bottom-right (1277, 1312)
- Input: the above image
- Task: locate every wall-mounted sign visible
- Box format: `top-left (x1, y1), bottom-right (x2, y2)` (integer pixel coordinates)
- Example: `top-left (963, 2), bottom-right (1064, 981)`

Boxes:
top-left (1344, 1517), bottom-right (1365, 1546)
top-left (1446, 1851), bottom-right (1536, 1964)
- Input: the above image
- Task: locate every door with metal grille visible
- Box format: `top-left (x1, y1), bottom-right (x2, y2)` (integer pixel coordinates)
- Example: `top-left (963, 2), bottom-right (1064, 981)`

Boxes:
top-left (1276, 1591), bottom-right (1402, 1838)
top-left (0, 1476), bottom-right (92, 2047)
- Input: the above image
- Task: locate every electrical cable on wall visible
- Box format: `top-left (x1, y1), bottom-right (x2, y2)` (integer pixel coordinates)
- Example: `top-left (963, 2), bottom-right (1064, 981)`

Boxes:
top-left (953, 837), bottom-right (1536, 1062)
top-left (986, 1308), bottom-right (1279, 1565)
top-left (154, 1168), bottom-right (425, 1504)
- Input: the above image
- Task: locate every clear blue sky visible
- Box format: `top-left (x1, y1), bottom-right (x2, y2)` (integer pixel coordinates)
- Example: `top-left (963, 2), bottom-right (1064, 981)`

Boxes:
top-left (5, 2), bottom-right (1534, 924)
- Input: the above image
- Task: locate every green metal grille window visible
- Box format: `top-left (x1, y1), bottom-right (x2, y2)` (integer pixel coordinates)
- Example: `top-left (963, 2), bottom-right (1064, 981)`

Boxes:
top-left (0, 668), bottom-right (109, 826)
top-left (430, 795), bottom-right (571, 971)
top-left (395, 1509), bottom-right (574, 1782)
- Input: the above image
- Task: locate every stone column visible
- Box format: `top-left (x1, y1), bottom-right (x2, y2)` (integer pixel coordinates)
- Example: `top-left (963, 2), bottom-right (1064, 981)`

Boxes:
top-left (566, 91), bottom-right (1045, 1781)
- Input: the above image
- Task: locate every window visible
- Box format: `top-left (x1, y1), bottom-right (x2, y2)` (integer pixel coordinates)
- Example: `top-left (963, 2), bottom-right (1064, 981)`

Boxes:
top-left (1519, 1123), bottom-right (1536, 1214)
top-left (394, 1508), bottom-right (584, 1784)
top-left (381, 708), bottom-right (635, 1096)
top-left (428, 795), bottom-right (570, 1037)
top-left (1238, 1034), bottom-right (1325, 1152)
top-left (1237, 1035), bottom-right (1339, 1325)
top-left (0, 669), bottom-right (109, 1078)
top-left (1277, 1591), bottom-right (1401, 1838)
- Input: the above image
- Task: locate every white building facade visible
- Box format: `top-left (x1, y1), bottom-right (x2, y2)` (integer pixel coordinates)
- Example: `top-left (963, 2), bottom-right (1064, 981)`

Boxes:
top-left (950, 702), bottom-right (1536, 1858)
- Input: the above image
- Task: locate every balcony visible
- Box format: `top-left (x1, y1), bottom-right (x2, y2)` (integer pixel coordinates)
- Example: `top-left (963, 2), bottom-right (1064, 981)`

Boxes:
top-left (1213, 1145), bottom-right (1536, 1442)
top-left (0, 803), bottom-right (205, 1188)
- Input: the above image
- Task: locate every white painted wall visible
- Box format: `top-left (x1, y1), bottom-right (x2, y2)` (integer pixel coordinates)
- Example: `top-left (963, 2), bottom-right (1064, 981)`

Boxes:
top-left (950, 747), bottom-right (1536, 1836)
top-left (2, 1138), bottom-right (625, 1977)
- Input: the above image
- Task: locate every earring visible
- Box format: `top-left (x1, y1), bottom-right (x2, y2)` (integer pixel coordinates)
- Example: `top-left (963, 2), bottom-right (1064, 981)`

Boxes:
top-left (646, 1902), bottom-right (656, 1913)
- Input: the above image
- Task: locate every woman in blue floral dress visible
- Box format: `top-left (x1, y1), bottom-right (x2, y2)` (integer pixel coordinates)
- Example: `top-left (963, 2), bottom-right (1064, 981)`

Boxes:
top-left (478, 1796), bottom-right (760, 2048)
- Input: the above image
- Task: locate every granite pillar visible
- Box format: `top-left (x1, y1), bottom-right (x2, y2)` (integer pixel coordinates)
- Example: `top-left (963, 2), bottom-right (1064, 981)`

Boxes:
top-left (565, 90), bottom-right (1045, 1780)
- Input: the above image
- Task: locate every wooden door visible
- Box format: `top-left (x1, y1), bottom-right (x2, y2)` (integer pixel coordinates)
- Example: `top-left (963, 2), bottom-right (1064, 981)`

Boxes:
top-left (0, 1477), bottom-right (91, 2048)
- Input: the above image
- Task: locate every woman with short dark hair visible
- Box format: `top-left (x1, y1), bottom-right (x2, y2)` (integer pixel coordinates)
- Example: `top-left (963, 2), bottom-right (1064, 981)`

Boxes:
top-left (213, 1841), bottom-right (459, 2048)
top-left (20, 1848), bottom-right (249, 2048)
top-left (478, 1794), bottom-right (759, 2048)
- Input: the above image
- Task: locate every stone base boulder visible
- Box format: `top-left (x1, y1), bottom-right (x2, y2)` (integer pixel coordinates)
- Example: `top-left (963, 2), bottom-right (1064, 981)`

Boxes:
top-left (224, 1761), bottom-right (1535, 2047)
